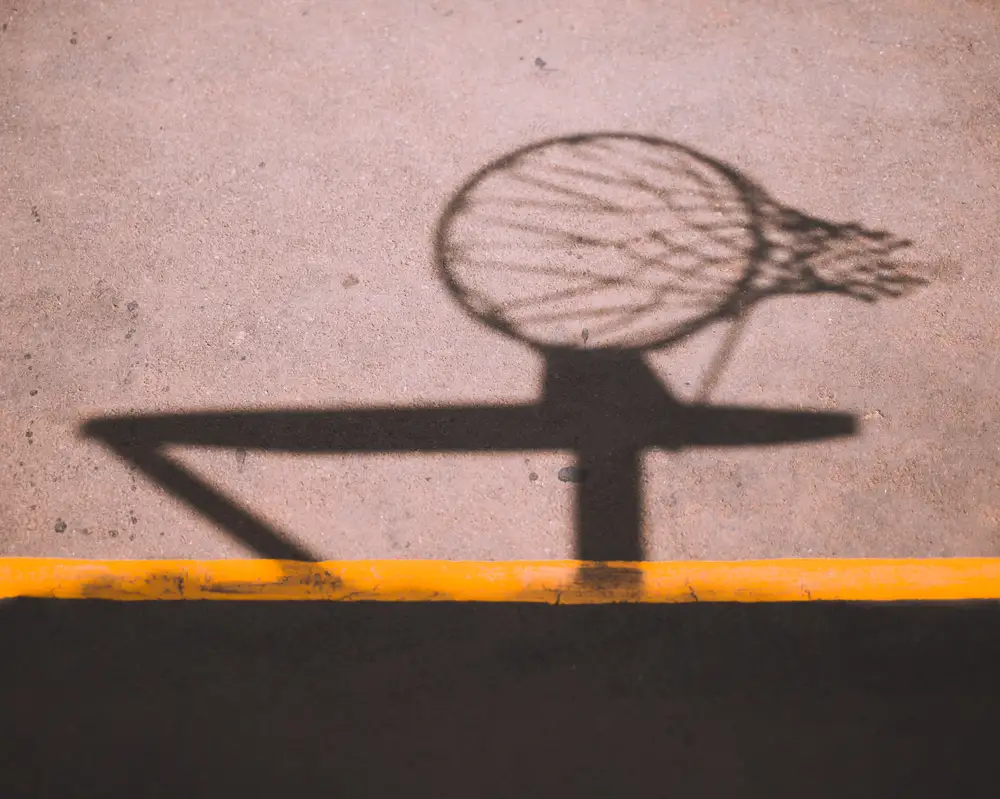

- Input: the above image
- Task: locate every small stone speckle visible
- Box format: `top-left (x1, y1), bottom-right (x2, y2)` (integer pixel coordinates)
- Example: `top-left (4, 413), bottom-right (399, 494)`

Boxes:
top-left (29, 389), bottom-right (38, 396)
top-left (54, 519), bottom-right (67, 533)
top-left (70, 36), bottom-right (77, 45)
top-left (109, 529), bottom-right (119, 538)
top-left (534, 57), bottom-right (547, 69)
top-left (126, 300), bottom-right (139, 313)
top-left (529, 472), bottom-right (539, 482)
top-left (558, 466), bottom-right (587, 483)
top-left (342, 274), bottom-right (360, 289)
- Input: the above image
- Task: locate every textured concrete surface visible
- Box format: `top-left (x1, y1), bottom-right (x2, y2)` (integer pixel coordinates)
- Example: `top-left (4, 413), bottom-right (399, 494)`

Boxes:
top-left (2, 0), bottom-right (1000, 560)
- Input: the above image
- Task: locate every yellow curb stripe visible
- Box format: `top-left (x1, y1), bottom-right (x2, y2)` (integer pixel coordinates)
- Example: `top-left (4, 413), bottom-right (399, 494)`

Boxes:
top-left (2, 558), bottom-right (1000, 603)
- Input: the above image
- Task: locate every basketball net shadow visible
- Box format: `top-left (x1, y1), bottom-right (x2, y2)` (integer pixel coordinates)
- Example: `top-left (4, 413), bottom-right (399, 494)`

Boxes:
top-left (82, 134), bottom-right (927, 593)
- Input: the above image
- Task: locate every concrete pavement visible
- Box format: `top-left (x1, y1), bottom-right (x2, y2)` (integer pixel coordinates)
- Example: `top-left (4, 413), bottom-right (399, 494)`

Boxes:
top-left (3, 0), bottom-right (1000, 561)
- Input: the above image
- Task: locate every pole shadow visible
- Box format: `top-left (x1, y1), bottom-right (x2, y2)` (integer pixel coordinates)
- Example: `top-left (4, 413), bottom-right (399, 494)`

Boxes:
top-left (82, 133), bottom-right (927, 577)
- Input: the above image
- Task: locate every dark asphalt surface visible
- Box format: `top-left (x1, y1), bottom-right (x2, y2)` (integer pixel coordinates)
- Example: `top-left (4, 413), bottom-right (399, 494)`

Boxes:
top-left (2, 598), bottom-right (998, 797)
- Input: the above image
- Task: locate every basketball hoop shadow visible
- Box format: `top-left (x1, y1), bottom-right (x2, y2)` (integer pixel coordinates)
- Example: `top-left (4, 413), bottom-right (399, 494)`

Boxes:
top-left (82, 134), bottom-right (927, 592)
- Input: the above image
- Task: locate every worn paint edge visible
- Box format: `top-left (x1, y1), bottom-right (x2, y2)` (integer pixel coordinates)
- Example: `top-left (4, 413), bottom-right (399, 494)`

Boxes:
top-left (2, 558), bottom-right (1000, 602)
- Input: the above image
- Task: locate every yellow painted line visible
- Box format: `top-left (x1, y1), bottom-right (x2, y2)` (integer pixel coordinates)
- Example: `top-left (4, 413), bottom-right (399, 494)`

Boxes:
top-left (2, 558), bottom-right (1000, 602)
